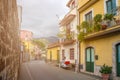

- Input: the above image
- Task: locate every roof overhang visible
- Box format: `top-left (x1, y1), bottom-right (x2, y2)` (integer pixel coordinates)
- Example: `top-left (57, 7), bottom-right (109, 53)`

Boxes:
top-left (47, 42), bottom-right (60, 49)
top-left (78, 0), bottom-right (99, 13)
top-left (59, 14), bottom-right (76, 26)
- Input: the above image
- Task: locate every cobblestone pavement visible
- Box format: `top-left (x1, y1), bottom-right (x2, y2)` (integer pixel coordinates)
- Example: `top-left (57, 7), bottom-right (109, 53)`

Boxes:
top-left (19, 61), bottom-right (100, 80)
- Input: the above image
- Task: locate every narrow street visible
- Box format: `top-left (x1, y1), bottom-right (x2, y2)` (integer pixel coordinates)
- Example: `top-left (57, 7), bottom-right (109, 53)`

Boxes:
top-left (19, 61), bottom-right (100, 80)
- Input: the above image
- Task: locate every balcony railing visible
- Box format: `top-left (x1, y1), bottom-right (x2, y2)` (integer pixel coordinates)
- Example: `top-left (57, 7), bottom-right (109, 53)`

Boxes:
top-left (61, 38), bottom-right (75, 46)
top-left (78, 6), bottom-right (120, 41)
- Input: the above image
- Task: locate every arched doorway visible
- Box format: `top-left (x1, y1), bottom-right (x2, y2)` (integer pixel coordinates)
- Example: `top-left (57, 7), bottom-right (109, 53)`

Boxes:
top-left (85, 47), bottom-right (94, 73)
top-left (116, 43), bottom-right (120, 76)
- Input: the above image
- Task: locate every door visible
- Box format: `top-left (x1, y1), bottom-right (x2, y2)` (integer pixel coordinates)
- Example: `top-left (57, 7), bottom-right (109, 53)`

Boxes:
top-left (86, 47), bottom-right (94, 72)
top-left (50, 51), bottom-right (52, 61)
top-left (116, 43), bottom-right (120, 76)
top-left (57, 50), bottom-right (60, 63)
top-left (62, 50), bottom-right (65, 60)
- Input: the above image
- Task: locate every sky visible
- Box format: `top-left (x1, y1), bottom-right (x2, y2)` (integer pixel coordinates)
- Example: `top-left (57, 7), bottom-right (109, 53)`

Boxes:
top-left (18, 0), bottom-right (69, 38)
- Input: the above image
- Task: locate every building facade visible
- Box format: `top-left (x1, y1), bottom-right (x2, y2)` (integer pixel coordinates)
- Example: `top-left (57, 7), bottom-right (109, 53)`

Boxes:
top-left (47, 42), bottom-right (60, 64)
top-left (78, 0), bottom-right (120, 79)
top-left (59, 0), bottom-right (78, 67)
top-left (20, 30), bottom-right (33, 62)
top-left (0, 0), bottom-right (20, 80)
top-left (20, 30), bottom-right (33, 41)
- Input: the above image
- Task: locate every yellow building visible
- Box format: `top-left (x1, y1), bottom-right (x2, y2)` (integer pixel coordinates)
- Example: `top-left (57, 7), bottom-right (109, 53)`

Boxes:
top-left (22, 40), bottom-right (35, 61)
top-left (47, 42), bottom-right (60, 63)
top-left (78, 0), bottom-right (120, 78)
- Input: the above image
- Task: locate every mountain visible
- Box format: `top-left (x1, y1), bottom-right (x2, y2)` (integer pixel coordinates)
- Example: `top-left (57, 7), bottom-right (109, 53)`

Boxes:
top-left (34, 36), bottom-right (59, 44)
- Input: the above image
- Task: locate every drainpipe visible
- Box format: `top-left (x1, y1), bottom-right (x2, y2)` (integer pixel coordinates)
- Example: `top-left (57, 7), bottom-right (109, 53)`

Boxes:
top-left (78, 41), bottom-right (81, 72)
top-left (76, 0), bottom-right (81, 72)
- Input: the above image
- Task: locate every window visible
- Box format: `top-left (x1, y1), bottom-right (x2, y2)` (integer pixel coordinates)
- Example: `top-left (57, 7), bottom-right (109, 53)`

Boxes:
top-left (70, 48), bottom-right (74, 60)
top-left (85, 11), bottom-right (92, 23)
top-left (106, 0), bottom-right (116, 15)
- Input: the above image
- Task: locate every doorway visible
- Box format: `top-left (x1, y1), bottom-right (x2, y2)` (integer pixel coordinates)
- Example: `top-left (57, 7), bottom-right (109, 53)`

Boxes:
top-left (86, 47), bottom-right (94, 72)
top-left (116, 43), bottom-right (120, 76)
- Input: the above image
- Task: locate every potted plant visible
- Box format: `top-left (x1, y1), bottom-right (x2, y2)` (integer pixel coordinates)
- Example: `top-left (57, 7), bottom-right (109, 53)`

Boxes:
top-left (93, 14), bottom-right (102, 31)
top-left (103, 14), bottom-right (114, 27)
top-left (77, 31), bottom-right (85, 42)
top-left (94, 14), bottom-right (102, 23)
top-left (101, 20), bottom-right (108, 30)
top-left (81, 21), bottom-right (92, 33)
top-left (115, 19), bottom-right (120, 25)
top-left (99, 64), bottom-right (112, 80)
top-left (104, 14), bottom-right (114, 21)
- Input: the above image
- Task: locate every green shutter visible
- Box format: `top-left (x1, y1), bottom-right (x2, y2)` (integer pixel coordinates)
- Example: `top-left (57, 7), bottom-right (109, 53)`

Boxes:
top-left (86, 47), bottom-right (94, 73)
top-left (116, 44), bottom-right (120, 76)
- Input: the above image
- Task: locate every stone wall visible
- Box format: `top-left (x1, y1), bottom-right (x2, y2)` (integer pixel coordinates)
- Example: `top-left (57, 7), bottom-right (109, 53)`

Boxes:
top-left (0, 0), bottom-right (20, 80)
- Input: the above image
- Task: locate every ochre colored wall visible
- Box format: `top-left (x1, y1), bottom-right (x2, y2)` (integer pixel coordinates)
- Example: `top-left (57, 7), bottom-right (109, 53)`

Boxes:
top-left (118, 0), bottom-right (120, 6)
top-left (80, 33), bottom-right (120, 66)
top-left (79, 0), bottom-right (104, 24)
top-left (78, 0), bottom-right (89, 8)
top-left (47, 47), bottom-right (60, 61)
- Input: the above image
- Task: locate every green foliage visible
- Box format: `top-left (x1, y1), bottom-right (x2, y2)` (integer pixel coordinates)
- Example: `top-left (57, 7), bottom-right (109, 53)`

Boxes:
top-left (81, 21), bottom-right (93, 33)
top-left (81, 21), bottom-right (89, 28)
top-left (32, 39), bottom-right (46, 50)
top-left (66, 34), bottom-right (72, 40)
top-left (94, 14), bottom-right (102, 23)
top-left (93, 23), bottom-right (102, 32)
top-left (76, 14), bottom-right (115, 42)
top-left (104, 14), bottom-right (114, 21)
top-left (57, 28), bottom-right (66, 38)
top-left (57, 32), bottom-right (65, 38)
top-left (77, 32), bottom-right (85, 42)
top-left (93, 14), bottom-right (102, 32)
top-left (77, 25), bottom-right (81, 32)
top-left (99, 64), bottom-right (112, 74)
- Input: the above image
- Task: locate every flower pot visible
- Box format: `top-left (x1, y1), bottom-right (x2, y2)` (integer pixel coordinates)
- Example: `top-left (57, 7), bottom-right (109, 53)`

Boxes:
top-left (101, 24), bottom-right (107, 30)
top-left (102, 74), bottom-right (110, 80)
top-left (116, 20), bottom-right (120, 25)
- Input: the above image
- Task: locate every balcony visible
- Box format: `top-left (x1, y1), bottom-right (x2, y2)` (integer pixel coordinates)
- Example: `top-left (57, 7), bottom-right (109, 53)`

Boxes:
top-left (85, 25), bottom-right (120, 40)
top-left (78, 7), bottom-right (120, 40)
top-left (59, 14), bottom-right (76, 26)
top-left (61, 39), bottom-right (75, 46)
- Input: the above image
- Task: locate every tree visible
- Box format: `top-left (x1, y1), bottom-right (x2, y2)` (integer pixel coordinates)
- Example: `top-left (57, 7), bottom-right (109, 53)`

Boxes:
top-left (32, 39), bottom-right (46, 50)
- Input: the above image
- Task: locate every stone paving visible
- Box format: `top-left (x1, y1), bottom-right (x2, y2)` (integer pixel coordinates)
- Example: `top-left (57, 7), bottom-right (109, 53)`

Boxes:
top-left (19, 61), bottom-right (101, 80)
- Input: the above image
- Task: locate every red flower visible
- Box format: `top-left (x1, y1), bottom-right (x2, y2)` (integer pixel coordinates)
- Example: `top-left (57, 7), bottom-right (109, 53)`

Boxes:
top-left (64, 61), bottom-right (70, 65)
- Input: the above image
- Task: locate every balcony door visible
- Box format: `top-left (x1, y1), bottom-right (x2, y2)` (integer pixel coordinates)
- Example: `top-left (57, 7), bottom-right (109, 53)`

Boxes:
top-left (106, 0), bottom-right (116, 15)
top-left (116, 43), bottom-right (120, 77)
top-left (86, 47), bottom-right (94, 73)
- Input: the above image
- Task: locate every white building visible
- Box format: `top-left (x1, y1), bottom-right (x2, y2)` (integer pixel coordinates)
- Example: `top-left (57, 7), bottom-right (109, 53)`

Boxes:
top-left (59, 0), bottom-right (78, 68)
